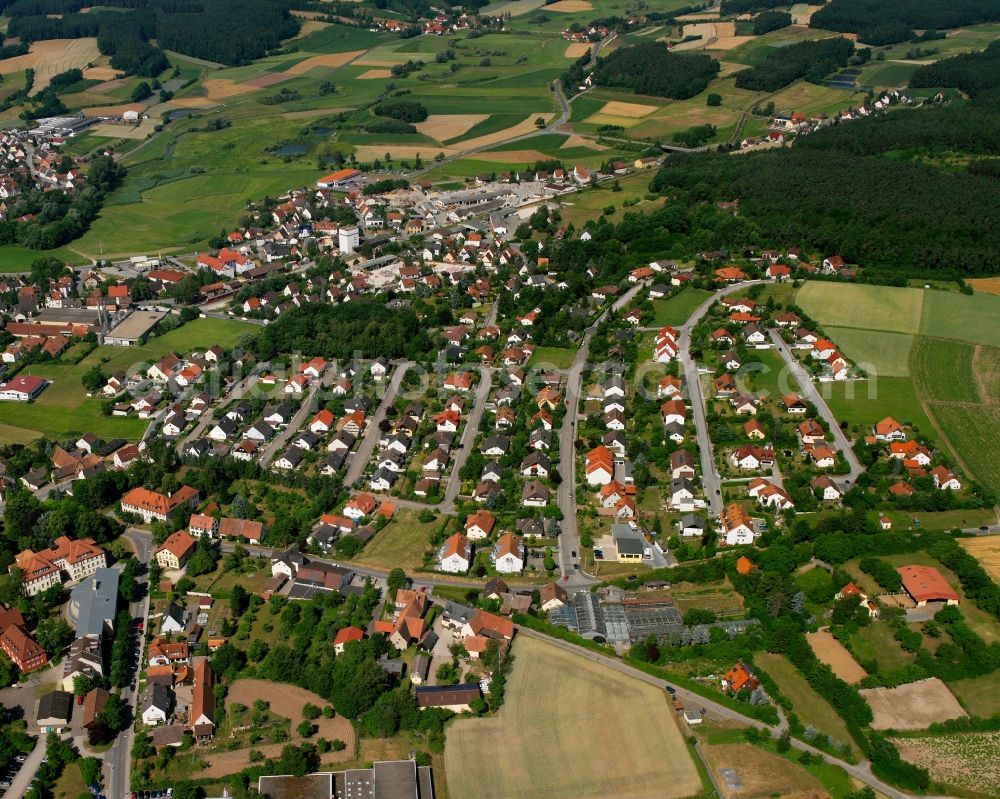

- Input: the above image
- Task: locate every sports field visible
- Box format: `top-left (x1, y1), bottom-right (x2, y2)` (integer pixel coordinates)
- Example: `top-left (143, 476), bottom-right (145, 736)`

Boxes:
top-left (444, 635), bottom-right (701, 799)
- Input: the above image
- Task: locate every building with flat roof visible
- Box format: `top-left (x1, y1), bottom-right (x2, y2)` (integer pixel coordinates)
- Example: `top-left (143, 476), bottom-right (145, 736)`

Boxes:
top-left (103, 309), bottom-right (167, 346)
top-left (258, 760), bottom-right (432, 799)
top-left (69, 567), bottom-right (120, 638)
top-left (897, 564), bottom-right (960, 607)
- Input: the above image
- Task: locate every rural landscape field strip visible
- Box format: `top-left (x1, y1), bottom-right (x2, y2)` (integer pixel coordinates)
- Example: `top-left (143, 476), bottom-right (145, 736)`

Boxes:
top-left (444, 635), bottom-right (701, 799)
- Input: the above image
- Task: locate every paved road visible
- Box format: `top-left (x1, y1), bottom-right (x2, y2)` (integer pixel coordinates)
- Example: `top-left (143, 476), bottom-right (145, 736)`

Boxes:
top-left (556, 283), bottom-right (644, 587)
top-left (441, 366), bottom-right (492, 512)
top-left (767, 329), bottom-right (864, 483)
top-left (179, 371), bottom-right (261, 449)
top-left (105, 529), bottom-right (154, 799)
top-left (258, 370), bottom-right (330, 465)
top-left (679, 281), bottom-right (765, 516)
top-left (516, 626), bottom-right (929, 799)
top-left (344, 361), bottom-right (412, 486)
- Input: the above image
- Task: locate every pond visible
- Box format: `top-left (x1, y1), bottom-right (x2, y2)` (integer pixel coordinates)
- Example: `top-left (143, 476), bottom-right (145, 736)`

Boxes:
top-left (271, 143), bottom-right (307, 156)
top-left (312, 126), bottom-right (333, 135)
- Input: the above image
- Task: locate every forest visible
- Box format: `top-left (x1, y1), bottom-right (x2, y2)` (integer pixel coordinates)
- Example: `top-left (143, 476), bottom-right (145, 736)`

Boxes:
top-left (1, 0), bottom-right (300, 70)
top-left (245, 301), bottom-right (433, 361)
top-left (752, 10), bottom-right (792, 35)
top-left (811, 0), bottom-right (1000, 45)
top-left (909, 40), bottom-right (1000, 98)
top-left (734, 37), bottom-right (854, 91)
top-left (647, 143), bottom-right (1000, 276)
top-left (719, 0), bottom-right (787, 13)
top-left (592, 42), bottom-right (719, 99)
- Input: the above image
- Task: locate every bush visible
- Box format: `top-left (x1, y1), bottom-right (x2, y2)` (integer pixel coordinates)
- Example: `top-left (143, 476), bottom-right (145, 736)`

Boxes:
top-left (706, 92), bottom-right (722, 106)
top-left (373, 100), bottom-right (428, 123)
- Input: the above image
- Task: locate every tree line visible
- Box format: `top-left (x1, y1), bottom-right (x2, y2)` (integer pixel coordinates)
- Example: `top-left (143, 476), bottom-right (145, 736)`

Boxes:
top-left (592, 42), bottom-right (720, 100)
top-left (910, 40), bottom-right (1000, 98)
top-left (811, 0), bottom-right (1000, 46)
top-left (734, 37), bottom-right (854, 92)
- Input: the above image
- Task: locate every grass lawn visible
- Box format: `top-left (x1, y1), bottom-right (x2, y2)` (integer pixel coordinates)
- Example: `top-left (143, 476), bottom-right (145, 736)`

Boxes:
top-left (0, 244), bottom-right (91, 270)
top-left (822, 377), bottom-right (936, 443)
top-left (756, 653), bottom-right (859, 755)
top-left (881, 508), bottom-right (996, 532)
top-left (824, 327), bottom-right (914, 378)
top-left (526, 346), bottom-right (577, 369)
top-left (445, 634), bottom-right (701, 799)
top-left (747, 347), bottom-right (791, 401)
top-left (849, 622), bottom-right (912, 671)
top-left (651, 288), bottom-right (712, 326)
top-left (349, 509), bottom-right (441, 572)
top-left (53, 762), bottom-right (87, 799)
top-left (946, 671), bottom-right (1000, 718)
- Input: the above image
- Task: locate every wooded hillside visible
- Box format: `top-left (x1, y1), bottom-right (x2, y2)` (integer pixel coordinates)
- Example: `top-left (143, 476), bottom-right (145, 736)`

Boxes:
top-left (593, 42), bottom-right (719, 100)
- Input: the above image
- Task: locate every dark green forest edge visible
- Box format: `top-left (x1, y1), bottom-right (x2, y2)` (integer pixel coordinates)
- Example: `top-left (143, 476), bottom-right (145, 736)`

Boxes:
top-left (644, 44), bottom-right (1000, 278)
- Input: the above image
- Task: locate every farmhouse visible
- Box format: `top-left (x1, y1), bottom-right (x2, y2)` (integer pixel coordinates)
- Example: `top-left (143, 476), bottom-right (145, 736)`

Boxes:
top-left (897, 565), bottom-right (960, 607)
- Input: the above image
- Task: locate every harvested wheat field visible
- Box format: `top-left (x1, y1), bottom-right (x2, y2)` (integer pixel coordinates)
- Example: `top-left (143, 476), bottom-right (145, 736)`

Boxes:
top-left (561, 134), bottom-right (605, 150)
top-left (358, 68), bottom-right (392, 79)
top-left (546, 0), bottom-right (593, 11)
top-left (806, 630), bottom-right (867, 683)
top-left (354, 144), bottom-right (455, 161)
top-left (293, 20), bottom-right (330, 37)
top-left (791, 4), bottom-right (825, 26)
top-left (82, 66), bottom-right (120, 81)
top-left (892, 730), bottom-right (1000, 797)
top-left (90, 119), bottom-right (157, 139)
top-left (599, 100), bottom-right (658, 117)
top-left (564, 42), bottom-right (591, 58)
top-left (969, 277), bottom-right (1000, 296)
top-left (201, 79), bottom-right (256, 100)
top-left (445, 635), bottom-right (700, 799)
top-left (164, 96), bottom-right (219, 109)
top-left (81, 102), bottom-right (148, 117)
top-left (242, 72), bottom-right (291, 89)
top-left (416, 113), bottom-right (488, 141)
top-left (960, 536), bottom-right (1000, 584)
top-left (712, 21), bottom-right (755, 50)
top-left (861, 678), bottom-right (967, 730)
top-left (0, 38), bottom-right (101, 93)
top-left (703, 742), bottom-right (826, 799)
top-left (285, 50), bottom-right (365, 75)
top-left (475, 149), bottom-right (551, 163)
top-left (457, 115), bottom-right (548, 151)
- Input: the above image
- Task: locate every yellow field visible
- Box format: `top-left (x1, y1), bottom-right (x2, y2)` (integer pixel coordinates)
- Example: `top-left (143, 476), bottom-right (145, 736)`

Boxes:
top-left (702, 742), bottom-right (826, 799)
top-left (565, 42), bottom-right (591, 57)
top-left (959, 537), bottom-right (1000, 584)
top-left (561, 134), bottom-right (605, 150)
top-left (712, 22), bottom-right (754, 50)
top-left (81, 102), bottom-right (148, 117)
top-left (599, 100), bottom-right (659, 117)
top-left (415, 113), bottom-right (489, 141)
top-left (355, 144), bottom-right (454, 161)
top-left (82, 66), bottom-right (120, 81)
top-left (455, 114), bottom-right (547, 151)
top-left (969, 277), bottom-right (1000, 296)
top-left (445, 635), bottom-right (701, 799)
top-left (358, 68), bottom-right (391, 79)
top-left (284, 50), bottom-right (364, 75)
top-left (546, 0), bottom-right (593, 11)
top-left (476, 149), bottom-right (552, 162)
top-left (90, 118), bottom-right (158, 139)
top-left (0, 38), bottom-right (101, 93)
top-left (806, 629), bottom-right (867, 683)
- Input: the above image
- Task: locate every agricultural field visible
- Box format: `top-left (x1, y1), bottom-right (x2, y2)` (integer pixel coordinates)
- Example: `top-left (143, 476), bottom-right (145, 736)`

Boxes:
top-left (959, 537), bottom-right (1000, 585)
top-left (805, 630), bottom-right (866, 684)
top-left (756, 653), bottom-right (859, 755)
top-left (444, 634), bottom-right (702, 799)
top-left (892, 730), bottom-right (1000, 799)
top-left (823, 327), bottom-right (913, 378)
top-left (946, 671), bottom-right (1000, 718)
top-left (669, 578), bottom-right (745, 618)
top-left (911, 336), bottom-right (1000, 495)
top-left (651, 288), bottom-right (713, 327)
top-left (700, 742), bottom-right (827, 799)
top-left (919, 290), bottom-right (1000, 346)
top-left (0, 318), bottom-right (253, 444)
top-left (795, 283), bottom-right (924, 335)
top-left (861, 678), bottom-right (967, 731)
top-left (822, 378), bottom-right (934, 441)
